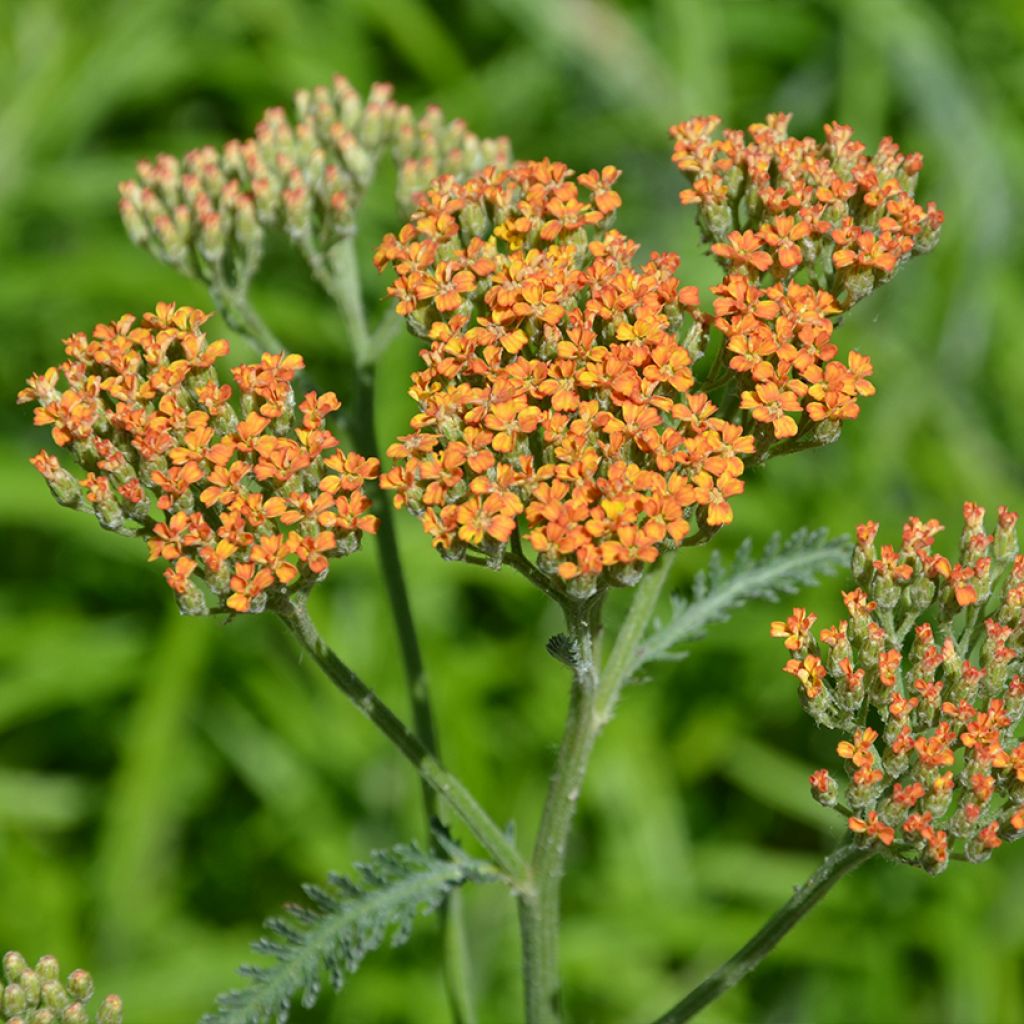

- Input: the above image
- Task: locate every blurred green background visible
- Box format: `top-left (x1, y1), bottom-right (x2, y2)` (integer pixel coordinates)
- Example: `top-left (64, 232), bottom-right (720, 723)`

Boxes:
top-left (3, 0), bottom-right (1024, 1021)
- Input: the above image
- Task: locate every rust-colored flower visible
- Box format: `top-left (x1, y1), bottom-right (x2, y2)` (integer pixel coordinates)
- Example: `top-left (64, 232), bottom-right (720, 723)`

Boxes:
top-left (775, 504), bottom-right (1024, 873)
top-left (671, 113), bottom-right (941, 447)
top-left (376, 159), bottom-right (753, 596)
top-left (19, 304), bottom-right (378, 614)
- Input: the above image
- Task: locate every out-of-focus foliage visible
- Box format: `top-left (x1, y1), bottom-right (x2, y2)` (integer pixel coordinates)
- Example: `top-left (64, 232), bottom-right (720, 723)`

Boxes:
top-left (3, 1), bottom-right (1024, 1021)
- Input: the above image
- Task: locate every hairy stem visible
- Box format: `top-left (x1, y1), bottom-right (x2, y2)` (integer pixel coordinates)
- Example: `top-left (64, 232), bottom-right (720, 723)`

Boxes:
top-left (328, 233), bottom-right (475, 1024)
top-left (521, 594), bottom-right (604, 1023)
top-left (211, 284), bottom-right (286, 355)
top-left (650, 842), bottom-right (875, 1023)
top-left (273, 593), bottom-right (530, 888)
top-left (601, 551), bottom-right (678, 704)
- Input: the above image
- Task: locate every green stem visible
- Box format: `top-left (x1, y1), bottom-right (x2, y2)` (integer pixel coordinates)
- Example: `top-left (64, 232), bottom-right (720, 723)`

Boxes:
top-left (600, 551), bottom-right (678, 708)
top-left (650, 842), bottom-right (875, 1024)
top-left (328, 232), bottom-right (477, 1024)
top-left (522, 594), bottom-right (604, 1024)
top-left (273, 592), bottom-right (530, 888)
top-left (443, 888), bottom-right (478, 1024)
top-left (349, 361), bottom-right (441, 813)
top-left (210, 281), bottom-right (285, 355)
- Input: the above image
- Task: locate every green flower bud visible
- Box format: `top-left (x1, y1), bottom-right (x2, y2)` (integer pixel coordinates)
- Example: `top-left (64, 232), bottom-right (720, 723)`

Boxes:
top-left (60, 1003), bottom-right (89, 1024)
top-left (97, 994), bottom-right (123, 1024)
top-left (33, 958), bottom-right (58, 983)
top-left (40, 980), bottom-right (68, 1012)
top-left (843, 268), bottom-right (875, 305)
top-left (63, 972), bottom-right (92, 1005)
top-left (4, 982), bottom-right (27, 1017)
top-left (18, 972), bottom-right (40, 1008)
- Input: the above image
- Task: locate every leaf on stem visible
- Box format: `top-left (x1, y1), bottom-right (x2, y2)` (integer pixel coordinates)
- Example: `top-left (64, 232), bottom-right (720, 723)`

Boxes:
top-left (202, 840), bottom-right (496, 1024)
top-left (631, 528), bottom-right (849, 677)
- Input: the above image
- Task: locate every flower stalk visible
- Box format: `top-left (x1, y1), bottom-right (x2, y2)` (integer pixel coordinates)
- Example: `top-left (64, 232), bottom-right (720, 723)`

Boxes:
top-left (273, 591), bottom-right (530, 889)
top-left (650, 841), bottom-right (874, 1024)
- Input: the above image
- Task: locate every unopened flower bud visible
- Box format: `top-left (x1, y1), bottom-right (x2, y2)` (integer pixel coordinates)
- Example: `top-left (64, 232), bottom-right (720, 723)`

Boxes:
top-left (905, 575), bottom-right (935, 610)
top-left (843, 268), bottom-right (875, 305)
top-left (63, 971), bottom-right (92, 1005)
top-left (97, 993), bottom-right (123, 1024)
top-left (34, 959), bottom-right (59, 985)
top-left (40, 979), bottom-right (68, 1012)
top-left (198, 211), bottom-right (226, 264)
top-left (61, 1003), bottom-right (89, 1024)
top-left (2, 954), bottom-right (27, 987)
top-left (3, 982), bottom-right (26, 1017)
top-left (871, 574), bottom-right (899, 609)
top-left (810, 418), bottom-right (842, 447)
top-left (18, 970), bottom-right (39, 1007)
top-left (704, 203), bottom-right (733, 240)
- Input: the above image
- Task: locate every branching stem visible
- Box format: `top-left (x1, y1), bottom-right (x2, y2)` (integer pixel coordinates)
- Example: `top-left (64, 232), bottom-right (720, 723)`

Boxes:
top-left (521, 592), bottom-right (604, 1023)
top-left (649, 841), bottom-right (875, 1023)
top-left (273, 593), bottom-right (530, 890)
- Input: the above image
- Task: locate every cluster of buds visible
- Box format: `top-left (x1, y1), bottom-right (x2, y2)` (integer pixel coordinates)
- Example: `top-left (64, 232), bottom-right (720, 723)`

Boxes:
top-left (18, 304), bottom-right (378, 615)
top-left (118, 75), bottom-right (511, 295)
top-left (671, 114), bottom-right (943, 446)
top-left (376, 158), bottom-right (753, 594)
top-left (2, 951), bottom-right (121, 1024)
top-left (774, 504), bottom-right (1024, 874)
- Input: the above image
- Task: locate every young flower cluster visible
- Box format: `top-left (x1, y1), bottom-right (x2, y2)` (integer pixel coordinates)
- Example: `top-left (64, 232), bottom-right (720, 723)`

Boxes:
top-left (774, 504), bottom-right (1024, 874)
top-left (18, 304), bottom-right (378, 615)
top-left (118, 75), bottom-right (511, 294)
top-left (671, 114), bottom-right (943, 444)
top-left (2, 950), bottom-right (121, 1024)
top-left (375, 158), bottom-right (754, 594)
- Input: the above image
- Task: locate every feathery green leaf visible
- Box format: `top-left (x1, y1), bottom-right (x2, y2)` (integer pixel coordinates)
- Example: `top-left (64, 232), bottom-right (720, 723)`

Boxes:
top-left (630, 528), bottom-right (850, 677)
top-left (202, 841), bottom-right (497, 1024)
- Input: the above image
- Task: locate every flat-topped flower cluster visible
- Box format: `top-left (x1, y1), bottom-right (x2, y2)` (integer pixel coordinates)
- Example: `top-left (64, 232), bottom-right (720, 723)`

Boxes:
top-left (671, 113), bottom-right (943, 443)
top-left (18, 304), bottom-right (378, 615)
top-left (774, 504), bottom-right (1024, 873)
top-left (118, 75), bottom-right (512, 291)
top-left (374, 116), bottom-right (941, 595)
top-left (376, 158), bottom-right (751, 592)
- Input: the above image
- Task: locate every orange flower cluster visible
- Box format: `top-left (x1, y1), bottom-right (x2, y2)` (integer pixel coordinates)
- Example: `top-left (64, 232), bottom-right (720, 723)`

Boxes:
top-left (376, 159), bottom-right (754, 594)
top-left (671, 114), bottom-right (943, 444)
top-left (18, 304), bottom-right (378, 615)
top-left (774, 504), bottom-right (1024, 874)
top-left (119, 75), bottom-right (511, 291)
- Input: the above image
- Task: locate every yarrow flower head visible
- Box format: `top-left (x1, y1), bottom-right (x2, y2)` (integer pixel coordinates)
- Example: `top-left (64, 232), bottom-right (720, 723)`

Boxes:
top-left (2, 949), bottom-right (122, 1024)
top-left (18, 304), bottom-right (378, 615)
top-left (118, 75), bottom-right (512, 294)
top-left (670, 114), bottom-right (943, 442)
top-left (774, 503), bottom-right (1024, 874)
top-left (375, 158), bottom-right (754, 596)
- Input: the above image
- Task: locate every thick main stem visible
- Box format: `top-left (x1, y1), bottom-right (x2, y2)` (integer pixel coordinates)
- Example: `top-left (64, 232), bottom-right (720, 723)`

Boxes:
top-left (274, 593), bottom-right (529, 887)
top-left (651, 842), bottom-right (875, 1023)
top-left (521, 596), bottom-right (604, 1024)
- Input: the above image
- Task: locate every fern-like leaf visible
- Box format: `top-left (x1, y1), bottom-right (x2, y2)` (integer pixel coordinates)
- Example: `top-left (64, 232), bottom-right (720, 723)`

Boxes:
top-left (630, 528), bottom-right (850, 676)
top-left (202, 841), bottom-right (496, 1024)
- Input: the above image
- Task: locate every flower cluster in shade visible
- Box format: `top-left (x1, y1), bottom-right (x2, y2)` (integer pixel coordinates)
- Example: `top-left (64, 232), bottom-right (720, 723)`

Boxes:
top-left (2, 949), bottom-right (121, 1024)
top-left (375, 158), bottom-right (755, 594)
top-left (118, 75), bottom-right (512, 297)
top-left (773, 504), bottom-right (1024, 874)
top-left (670, 113), bottom-right (943, 442)
top-left (18, 304), bottom-right (378, 615)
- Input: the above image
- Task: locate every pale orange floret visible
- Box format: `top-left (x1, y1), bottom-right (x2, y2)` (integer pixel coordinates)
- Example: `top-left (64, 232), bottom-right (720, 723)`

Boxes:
top-left (21, 304), bottom-right (379, 613)
top-left (376, 159), bottom-right (756, 590)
